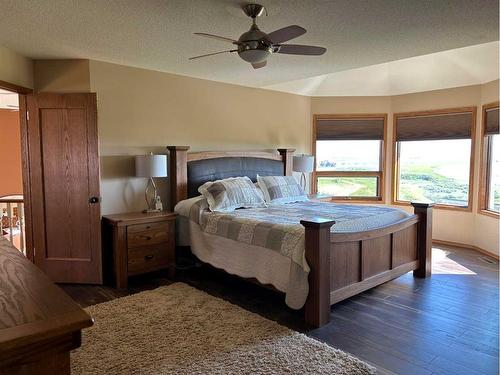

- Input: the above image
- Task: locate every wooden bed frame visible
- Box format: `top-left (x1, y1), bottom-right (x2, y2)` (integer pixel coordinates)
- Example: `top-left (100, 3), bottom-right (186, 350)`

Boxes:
top-left (167, 146), bottom-right (433, 328)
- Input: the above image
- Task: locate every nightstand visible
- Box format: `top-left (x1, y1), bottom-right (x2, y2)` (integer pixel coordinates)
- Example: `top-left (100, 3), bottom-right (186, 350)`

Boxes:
top-left (102, 211), bottom-right (177, 288)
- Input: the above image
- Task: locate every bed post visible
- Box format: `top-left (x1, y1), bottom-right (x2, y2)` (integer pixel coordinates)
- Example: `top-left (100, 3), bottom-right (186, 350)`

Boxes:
top-left (411, 202), bottom-right (434, 278)
top-left (301, 218), bottom-right (335, 327)
top-left (277, 148), bottom-right (295, 176)
top-left (167, 146), bottom-right (190, 210)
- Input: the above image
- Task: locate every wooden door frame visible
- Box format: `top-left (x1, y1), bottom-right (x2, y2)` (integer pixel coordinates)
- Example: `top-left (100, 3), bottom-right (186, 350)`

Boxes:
top-left (0, 80), bottom-right (34, 261)
top-left (25, 93), bottom-right (102, 283)
top-left (391, 106), bottom-right (477, 212)
top-left (311, 113), bottom-right (388, 203)
top-left (478, 101), bottom-right (500, 218)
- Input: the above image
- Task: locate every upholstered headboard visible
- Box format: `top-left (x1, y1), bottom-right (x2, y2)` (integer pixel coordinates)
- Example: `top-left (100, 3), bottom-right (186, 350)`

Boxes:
top-left (167, 147), bottom-right (295, 209)
top-left (187, 157), bottom-right (285, 198)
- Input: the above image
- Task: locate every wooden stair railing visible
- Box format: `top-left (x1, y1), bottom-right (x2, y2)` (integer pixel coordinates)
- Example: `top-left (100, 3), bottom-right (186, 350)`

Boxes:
top-left (0, 195), bottom-right (25, 254)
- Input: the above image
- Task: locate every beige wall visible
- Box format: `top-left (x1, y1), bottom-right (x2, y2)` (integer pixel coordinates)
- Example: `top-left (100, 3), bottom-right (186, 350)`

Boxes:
top-left (88, 60), bottom-right (311, 214)
top-left (0, 45), bottom-right (33, 89)
top-left (34, 60), bottom-right (91, 92)
top-left (311, 81), bottom-right (500, 256)
top-left (24, 57), bottom-right (500, 255)
top-left (0, 109), bottom-right (22, 196)
top-left (481, 79), bottom-right (499, 101)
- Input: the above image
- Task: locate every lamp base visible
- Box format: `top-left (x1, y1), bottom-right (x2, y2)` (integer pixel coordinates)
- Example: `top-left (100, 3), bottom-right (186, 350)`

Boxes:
top-left (300, 172), bottom-right (307, 191)
top-left (144, 178), bottom-right (164, 213)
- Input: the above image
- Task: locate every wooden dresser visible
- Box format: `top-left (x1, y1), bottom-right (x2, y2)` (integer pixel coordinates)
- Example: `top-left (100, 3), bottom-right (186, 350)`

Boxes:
top-left (0, 238), bottom-right (93, 374)
top-left (102, 211), bottom-right (177, 288)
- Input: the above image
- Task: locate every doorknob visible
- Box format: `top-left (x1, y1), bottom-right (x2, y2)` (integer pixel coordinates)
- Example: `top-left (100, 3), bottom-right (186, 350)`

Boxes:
top-left (89, 197), bottom-right (100, 204)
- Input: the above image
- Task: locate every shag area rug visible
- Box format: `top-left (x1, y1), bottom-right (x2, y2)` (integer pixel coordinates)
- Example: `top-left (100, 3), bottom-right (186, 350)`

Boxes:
top-left (72, 282), bottom-right (375, 374)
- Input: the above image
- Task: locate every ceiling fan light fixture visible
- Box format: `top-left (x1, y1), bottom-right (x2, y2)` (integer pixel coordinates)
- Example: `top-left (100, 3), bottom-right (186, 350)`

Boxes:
top-left (238, 46), bottom-right (271, 63)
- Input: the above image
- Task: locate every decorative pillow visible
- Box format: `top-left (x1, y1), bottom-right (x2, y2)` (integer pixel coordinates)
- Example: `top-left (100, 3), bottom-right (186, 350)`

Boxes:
top-left (198, 176), bottom-right (266, 212)
top-left (257, 175), bottom-right (309, 205)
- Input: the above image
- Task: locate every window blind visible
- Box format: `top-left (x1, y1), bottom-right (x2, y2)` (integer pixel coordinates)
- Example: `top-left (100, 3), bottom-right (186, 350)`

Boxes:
top-left (395, 112), bottom-right (473, 141)
top-left (485, 107), bottom-right (499, 135)
top-left (316, 118), bottom-right (385, 141)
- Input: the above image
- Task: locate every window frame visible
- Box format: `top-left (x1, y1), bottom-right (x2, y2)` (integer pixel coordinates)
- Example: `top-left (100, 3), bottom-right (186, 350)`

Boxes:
top-left (478, 101), bottom-right (500, 218)
top-left (312, 114), bottom-right (387, 203)
top-left (391, 106), bottom-right (477, 212)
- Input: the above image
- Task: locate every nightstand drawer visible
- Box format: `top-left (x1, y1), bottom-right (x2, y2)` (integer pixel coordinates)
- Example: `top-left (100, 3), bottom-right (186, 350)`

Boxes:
top-left (127, 221), bottom-right (172, 248)
top-left (127, 244), bottom-right (170, 275)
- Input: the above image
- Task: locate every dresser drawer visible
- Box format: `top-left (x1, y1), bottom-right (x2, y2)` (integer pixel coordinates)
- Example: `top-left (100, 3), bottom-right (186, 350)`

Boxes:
top-left (127, 243), bottom-right (170, 275)
top-left (127, 221), bottom-right (172, 248)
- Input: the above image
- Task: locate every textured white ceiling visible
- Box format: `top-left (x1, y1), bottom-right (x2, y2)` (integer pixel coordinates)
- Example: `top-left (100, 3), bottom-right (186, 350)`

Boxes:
top-left (265, 42), bottom-right (500, 96)
top-left (0, 0), bottom-right (498, 89)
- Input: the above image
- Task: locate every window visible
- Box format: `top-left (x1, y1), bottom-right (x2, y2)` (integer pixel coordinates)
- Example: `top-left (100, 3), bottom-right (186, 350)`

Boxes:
top-left (479, 103), bottom-right (500, 216)
top-left (313, 115), bottom-right (386, 201)
top-left (397, 139), bottom-right (471, 206)
top-left (393, 108), bottom-right (476, 210)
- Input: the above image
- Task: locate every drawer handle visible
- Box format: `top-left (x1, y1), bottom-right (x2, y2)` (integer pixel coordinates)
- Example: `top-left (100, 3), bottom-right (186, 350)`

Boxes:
top-left (144, 254), bottom-right (154, 261)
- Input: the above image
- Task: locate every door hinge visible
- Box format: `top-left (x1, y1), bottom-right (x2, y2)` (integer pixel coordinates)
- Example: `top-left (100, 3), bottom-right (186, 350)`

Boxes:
top-left (26, 111), bottom-right (30, 121)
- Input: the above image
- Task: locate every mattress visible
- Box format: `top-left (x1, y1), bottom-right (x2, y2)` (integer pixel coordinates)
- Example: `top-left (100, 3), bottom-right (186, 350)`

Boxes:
top-left (177, 197), bottom-right (410, 234)
top-left (175, 196), bottom-right (411, 309)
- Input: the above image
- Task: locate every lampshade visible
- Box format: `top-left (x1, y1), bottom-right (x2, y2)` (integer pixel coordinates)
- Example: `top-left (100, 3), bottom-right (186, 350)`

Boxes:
top-left (135, 154), bottom-right (168, 178)
top-left (293, 155), bottom-right (314, 173)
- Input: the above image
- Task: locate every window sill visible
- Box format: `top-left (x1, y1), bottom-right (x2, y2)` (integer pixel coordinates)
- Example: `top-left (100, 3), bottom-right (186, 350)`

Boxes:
top-left (391, 200), bottom-right (471, 212)
top-left (478, 209), bottom-right (500, 219)
top-left (332, 199), bottom-right (384, 204)
top-left (310, 194), bottom-right (384, 204)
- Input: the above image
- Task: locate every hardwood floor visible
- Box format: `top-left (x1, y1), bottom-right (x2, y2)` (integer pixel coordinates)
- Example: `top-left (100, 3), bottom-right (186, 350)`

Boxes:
top-left (61, 245), bottom-right (499, 374)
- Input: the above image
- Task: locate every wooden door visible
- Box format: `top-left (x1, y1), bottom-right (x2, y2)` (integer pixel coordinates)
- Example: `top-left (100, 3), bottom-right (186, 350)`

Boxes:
top-left (26, 93), bottom-right (102, 283)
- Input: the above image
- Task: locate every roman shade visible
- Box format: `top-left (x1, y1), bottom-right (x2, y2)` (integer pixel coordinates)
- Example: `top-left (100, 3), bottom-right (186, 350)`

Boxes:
top-left (396, 111), bottom-right (473, 141)
top-left (316, 118), bottom-right (385, 141)
top-left (485, 107), bottom-right (499, 135)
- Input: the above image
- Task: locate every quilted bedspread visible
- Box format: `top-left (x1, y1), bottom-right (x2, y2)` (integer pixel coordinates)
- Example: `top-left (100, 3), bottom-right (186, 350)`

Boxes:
top-left (188, 200), bottom-right (409, 270)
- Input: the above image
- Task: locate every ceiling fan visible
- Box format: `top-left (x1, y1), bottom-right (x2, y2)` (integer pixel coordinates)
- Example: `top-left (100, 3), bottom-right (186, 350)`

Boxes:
top-left (189, 3), bottom-right (327, 69)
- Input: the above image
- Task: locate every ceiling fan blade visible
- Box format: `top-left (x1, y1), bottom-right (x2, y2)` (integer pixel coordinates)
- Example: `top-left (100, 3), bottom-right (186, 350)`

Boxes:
top-left (277, 44), bottom-right (326, 56)
top-left (264, 25), bottom-right (306, 44)
top-left (251, 61), bottom-right (267, 69)
top-left (194, 32), bottom-right (239, 44)
top-left (189, 50), bottom-right (237, 60)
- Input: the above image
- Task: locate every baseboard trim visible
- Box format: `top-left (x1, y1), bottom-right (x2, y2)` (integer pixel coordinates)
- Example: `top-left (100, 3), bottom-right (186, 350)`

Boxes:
top-left (433, 239), bottom-right (499, 260)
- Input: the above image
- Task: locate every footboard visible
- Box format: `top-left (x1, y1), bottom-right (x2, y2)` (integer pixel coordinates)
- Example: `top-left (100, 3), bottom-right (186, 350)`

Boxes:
top-left (302, 202), bottom-right (433, 327)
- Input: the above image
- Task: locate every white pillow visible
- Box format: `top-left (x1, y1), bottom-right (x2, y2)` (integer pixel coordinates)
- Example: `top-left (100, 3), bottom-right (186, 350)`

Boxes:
top-left (198, 176), bottom-right (266, 212)
top-left (174, 195), bottom-right (206, 217)
top-left (257, 175), bottom-right (309, 205)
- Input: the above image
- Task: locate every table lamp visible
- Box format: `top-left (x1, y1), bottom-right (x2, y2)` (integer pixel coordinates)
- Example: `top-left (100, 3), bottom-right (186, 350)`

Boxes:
top-left (293, 154), bottom-right (315, 191)
top-left (135, 154), bottom-right (167, 212)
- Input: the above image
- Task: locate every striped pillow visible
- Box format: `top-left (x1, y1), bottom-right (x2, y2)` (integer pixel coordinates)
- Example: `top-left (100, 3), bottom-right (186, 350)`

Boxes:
top-left (257, 175), bottom-right (309, 205)
top-left (198, 177), bottom-right (266, 212)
